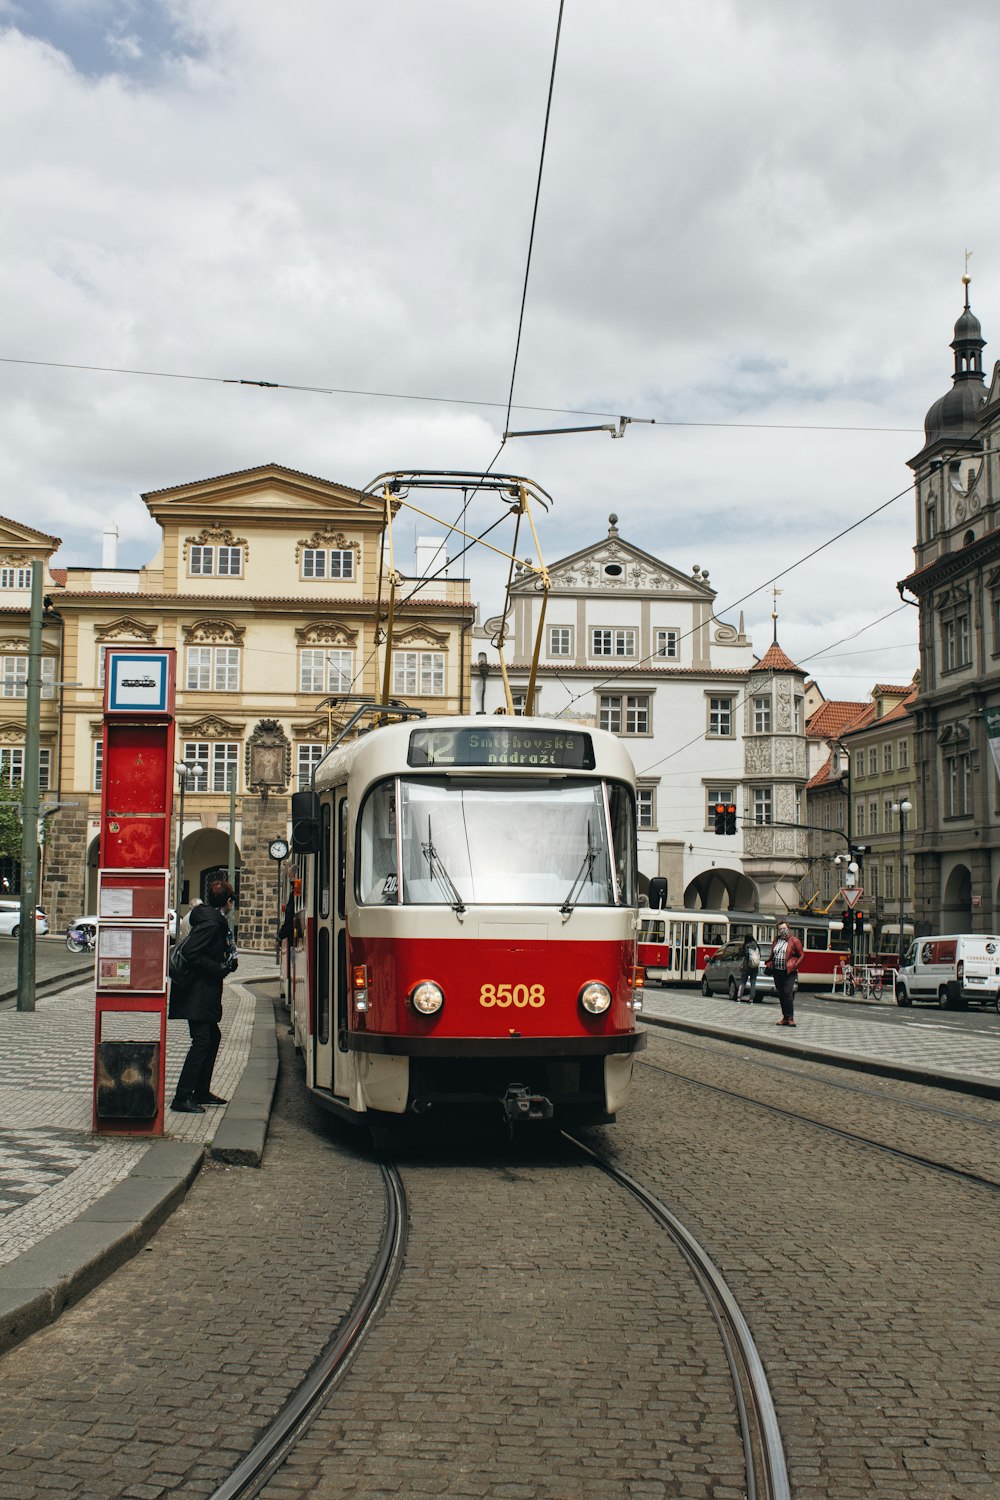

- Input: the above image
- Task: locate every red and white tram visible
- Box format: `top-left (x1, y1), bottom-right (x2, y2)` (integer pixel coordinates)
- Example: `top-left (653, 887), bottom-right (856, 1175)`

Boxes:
top-left (638, 908), bottom-right (874, 990)
top-left (287, 713), bottom-right (645, 1128)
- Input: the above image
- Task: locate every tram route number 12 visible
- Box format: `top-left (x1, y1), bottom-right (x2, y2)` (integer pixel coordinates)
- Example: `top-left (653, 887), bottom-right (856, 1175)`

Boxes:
top-left (480, 983), bottom-right (545, 1008)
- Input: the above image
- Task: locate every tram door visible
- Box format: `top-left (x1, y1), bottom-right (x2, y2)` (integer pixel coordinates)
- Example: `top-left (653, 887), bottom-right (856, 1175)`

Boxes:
top-left (312, 789), bottom-right (351, 1097)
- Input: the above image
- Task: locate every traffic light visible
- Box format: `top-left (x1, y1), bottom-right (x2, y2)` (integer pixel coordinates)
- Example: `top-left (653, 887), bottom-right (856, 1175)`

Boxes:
top-left (725, 803), bottom-right (737, 835)
top-left (714, 803), bottom-right (726, 835)
top-left (842, 910), bottom-right (855, 938)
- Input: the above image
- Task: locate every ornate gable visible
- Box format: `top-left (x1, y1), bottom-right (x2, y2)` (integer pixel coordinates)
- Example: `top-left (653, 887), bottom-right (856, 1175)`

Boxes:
top-left (518, 518), bottom-right (713, 597)
top-left (394, 624), bottom-right (449, 649)
top-left (294, 621), bottom-right (359, 648)
top-left (182, 619), bottom-right (246, 646)
top-left (94, 615), bottom-right (158, 644)
top-left (177, 713), bottom-right (244, 738)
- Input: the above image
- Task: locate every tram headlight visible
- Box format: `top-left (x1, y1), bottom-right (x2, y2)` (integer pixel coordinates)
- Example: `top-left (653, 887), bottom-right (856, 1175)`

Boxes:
top-left (579, 982), bottom-right (612, 1016)
top-left (410, 980), bottom-right (445, 1016)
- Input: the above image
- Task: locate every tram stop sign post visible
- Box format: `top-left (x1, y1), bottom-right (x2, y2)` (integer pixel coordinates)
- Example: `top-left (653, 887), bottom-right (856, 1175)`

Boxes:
top-left (92, 649), bottom-right (176, 1135)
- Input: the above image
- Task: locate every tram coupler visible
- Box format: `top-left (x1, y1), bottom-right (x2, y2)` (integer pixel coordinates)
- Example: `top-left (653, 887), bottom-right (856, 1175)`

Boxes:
top-left (501, 1083), bottom-right (554, 1126)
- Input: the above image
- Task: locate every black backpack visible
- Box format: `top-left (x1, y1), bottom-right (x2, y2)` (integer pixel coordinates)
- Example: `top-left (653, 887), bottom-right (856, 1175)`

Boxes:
top-left (168, 931), bottom-right (193, 986)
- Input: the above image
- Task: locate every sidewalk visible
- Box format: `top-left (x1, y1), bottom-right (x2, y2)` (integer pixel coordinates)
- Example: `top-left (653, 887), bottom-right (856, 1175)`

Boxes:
top-left (0, 952), bottom-right (281, 1354)
top-left (641, 988), bottom-right (1000, 1098)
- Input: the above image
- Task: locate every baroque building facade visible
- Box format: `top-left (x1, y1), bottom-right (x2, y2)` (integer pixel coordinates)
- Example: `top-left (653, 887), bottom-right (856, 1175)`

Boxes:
top-left (899, 284), bottom-right (1000, 933)
top-left (475, 515), bottom-right (809, 914)
top-left (34, 464), bottom-right (473, 943)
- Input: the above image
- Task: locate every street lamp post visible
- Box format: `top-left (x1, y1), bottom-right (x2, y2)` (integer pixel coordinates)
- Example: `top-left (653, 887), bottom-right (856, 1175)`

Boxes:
top-left (891, 798), bottom-right (912, 958)
top-left (174, 762), bottom-right (205, 939)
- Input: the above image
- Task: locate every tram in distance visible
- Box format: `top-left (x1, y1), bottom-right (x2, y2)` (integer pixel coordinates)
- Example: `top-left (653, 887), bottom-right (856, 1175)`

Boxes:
top-left (637, 908), bottom-right (874, 989)
top-left (286, 711), bottom-right (646, 1129)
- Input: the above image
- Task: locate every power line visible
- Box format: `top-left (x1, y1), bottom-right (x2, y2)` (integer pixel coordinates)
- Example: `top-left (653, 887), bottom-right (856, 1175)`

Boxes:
top-left (0, 354), bottom-right (921, 436)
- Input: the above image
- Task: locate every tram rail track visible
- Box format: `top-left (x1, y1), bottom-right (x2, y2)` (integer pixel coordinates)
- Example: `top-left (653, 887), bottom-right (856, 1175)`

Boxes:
top-left (563, 1129), bottom-right (790, 1500)
top-left (208, 1158), bottom-right (408, 1500)
top-left (639, 1055), bottom-right (1000, 1194)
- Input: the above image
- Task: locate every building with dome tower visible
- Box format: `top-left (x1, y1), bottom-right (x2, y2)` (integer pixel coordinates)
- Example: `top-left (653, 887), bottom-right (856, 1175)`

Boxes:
top-left (898, 278), bottom-right (1000, 933)
top-left (475, 514), bottom-right (809, 916)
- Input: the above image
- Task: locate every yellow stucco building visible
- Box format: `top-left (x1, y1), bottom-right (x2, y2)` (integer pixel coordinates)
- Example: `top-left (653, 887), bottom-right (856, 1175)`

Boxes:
top-left (24, 464), bottom-right (473, 942)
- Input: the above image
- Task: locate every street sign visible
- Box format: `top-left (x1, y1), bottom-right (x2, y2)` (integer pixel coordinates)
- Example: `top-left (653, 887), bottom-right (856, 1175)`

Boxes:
top-left (840, 886), bottom-right (864, 908)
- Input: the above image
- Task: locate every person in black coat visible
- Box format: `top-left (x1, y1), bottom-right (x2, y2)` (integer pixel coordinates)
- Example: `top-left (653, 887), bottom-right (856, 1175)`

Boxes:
top-left (168, 879), bottom-right (238, 1113)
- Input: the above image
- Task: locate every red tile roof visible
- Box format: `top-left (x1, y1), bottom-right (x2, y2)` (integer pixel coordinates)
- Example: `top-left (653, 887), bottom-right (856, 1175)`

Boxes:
top-left (805, 699), bottom-right (870, 740)
top-left (807, 757), bottom-right (835, 790)
top-left (49, 568), bottom-right (68, 586)
top-left (754, 641), bottom-right (804, 673)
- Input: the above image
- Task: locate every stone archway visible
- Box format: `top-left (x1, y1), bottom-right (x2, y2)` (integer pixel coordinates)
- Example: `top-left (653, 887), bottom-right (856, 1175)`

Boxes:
top-left (179, 827), bottom-right (241, 914)
top-left (941, 863), bottom-right (972, 935)
top-left (683, 868), bottom-right (761, 912)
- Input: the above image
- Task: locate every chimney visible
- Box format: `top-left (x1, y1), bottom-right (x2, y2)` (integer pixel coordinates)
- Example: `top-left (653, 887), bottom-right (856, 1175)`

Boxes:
top-left (414, 536), bottom-right (448, 579)
top-left (102, 523), bottom-right (118, 569)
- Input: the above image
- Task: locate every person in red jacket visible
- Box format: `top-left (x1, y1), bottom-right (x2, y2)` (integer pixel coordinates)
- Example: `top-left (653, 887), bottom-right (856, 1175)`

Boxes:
top-left (771, 921), bottom-right (803, 1026)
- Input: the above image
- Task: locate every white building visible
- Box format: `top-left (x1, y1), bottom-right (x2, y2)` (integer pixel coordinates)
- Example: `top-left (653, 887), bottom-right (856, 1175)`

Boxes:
top-left (475, 515), bottom-right (808, 914)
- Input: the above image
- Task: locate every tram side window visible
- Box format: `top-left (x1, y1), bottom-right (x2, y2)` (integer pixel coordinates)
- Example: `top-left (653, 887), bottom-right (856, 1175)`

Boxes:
top-left (639, 919), bottom-right (665, 943)
top-left (319, 802), bottom-right (332, 919)
top-left (358, 779), bottom-right (399, 904)
top-left (607, 782), bottom-right (637, 906)
top-left (805, 929), bottom-right (829, 950)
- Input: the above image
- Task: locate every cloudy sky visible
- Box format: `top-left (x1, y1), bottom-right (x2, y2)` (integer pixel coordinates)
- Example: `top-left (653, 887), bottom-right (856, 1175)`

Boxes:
top-left (2, 0), bottom-right (998, 695)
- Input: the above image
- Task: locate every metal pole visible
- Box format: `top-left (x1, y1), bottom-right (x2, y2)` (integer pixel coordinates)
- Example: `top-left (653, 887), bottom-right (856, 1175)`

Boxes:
top-left (227, 776), bottom-right (236, 933)
top-left (898, 807), bottom-right (904, 958)
top-left (275, 856), bottom-right (282, 967)
top-left (173, 766), bottom-right (185, 941)
top-left (16, 564), bottom-right (44, 1011)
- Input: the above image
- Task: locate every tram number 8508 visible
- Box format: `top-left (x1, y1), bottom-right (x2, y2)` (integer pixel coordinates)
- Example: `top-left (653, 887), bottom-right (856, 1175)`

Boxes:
top-left (479, 983), bottom-right (546, 1008)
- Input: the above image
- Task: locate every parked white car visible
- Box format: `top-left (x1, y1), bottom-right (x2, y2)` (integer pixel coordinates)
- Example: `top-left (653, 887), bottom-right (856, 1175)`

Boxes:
top-left (0, 900), bottom-right (49, 937)
top-left (895, 933), bottom-right (1000, 1010)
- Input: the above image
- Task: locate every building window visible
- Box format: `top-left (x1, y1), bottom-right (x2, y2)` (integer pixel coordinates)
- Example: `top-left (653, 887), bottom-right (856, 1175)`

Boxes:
top-left (510, 689), bottom-right (538, 715)
top-left (822, 803), bottom-right (831, 830)
top-left (942, 613), bottom-right (972, 671)
top-left (925, 502), bottom-right (936, 541)
top-left (591, 628), bottom-right (636, 658)
top-left (898, 738), bottom-right (909, 769)
top-left (752, 696), bottom-right (772, 733)
top-left (636, 786), bottom-right (656, 829)
top-left (299, 648), bottom-right (354, 694)
top-left (856, 802), bottom-right (865, 835)
top-left (833, 802), bottom-right (844, 830)
top-left (393, 651), bottom-right (445, 696)
top-left (884, 797), bottom-right (894, 831)
top-left (599, 694), bottom-right (650, 735)
top-left (94, 741), bottom-right (103, 792)
top-left (297, 744), bottom-right (324, 790)
top-left (654, 629), bottom-right (679, 660)
top-left (0, 567), bottom-right (31, 589)
top-left (794, 697), bottom-right (804, 734)
top-left (867, 747), bottom-right (877, 775)
top-left (186, 646), bottom-right (241, 692)
top-left (189, 544), bottom-right (242, 577)
top-left (946, 751), bottom-right (972, 816)
top-left (869, 867), bottom-right (879, 901)
top-left (868, 802), bottom-right (878, 835)
top-left (706, 787), bottom-right (734, 828)
top-left (302, 548), bottom-right (354, 580)
top-left (752, 788), bottom-right (772, 825)
top-left (883, 743), bottom-right (893, 772)
top-left (884, 863), bottom-right (895, 900)
top-left (708, 697), bottom-right (734, 737)
top-left (548, 626), bottom-right (573, 656)
top-left (1, 656), bottom-right (56, 699)
top-left (182, 741), bottom-right (239, 793)
top-left (0, 749), bottom-right (23, 784)
top-left (795, 789), bottom-right (802, 824)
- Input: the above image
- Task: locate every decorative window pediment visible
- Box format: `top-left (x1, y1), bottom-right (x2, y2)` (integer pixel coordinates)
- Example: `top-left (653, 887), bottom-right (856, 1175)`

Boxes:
top-left (295, 529), bottom-right (361, 567)
top-left (182, 527), bottom-right (247, 562)
top-left (182, 618), bottom-right (245, 646)
top-left (294, 717), bottom-right (336, 740)
top-left (94, 616), bottom-right (158, 644)
top-left (936, 583), bottom-right (971, 612)
top-left (178, 713), bottom-right (244, 739)
top-left (295, 621), bottom-right (359, 648)
top-left (394, 624), bottom-right (449, 650)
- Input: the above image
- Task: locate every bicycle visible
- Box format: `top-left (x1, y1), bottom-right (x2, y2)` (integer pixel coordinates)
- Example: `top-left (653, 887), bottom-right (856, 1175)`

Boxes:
top-left (65, 922), bottom-right (97, 954)
top-left (840, 962), bottom-right (883, 1000)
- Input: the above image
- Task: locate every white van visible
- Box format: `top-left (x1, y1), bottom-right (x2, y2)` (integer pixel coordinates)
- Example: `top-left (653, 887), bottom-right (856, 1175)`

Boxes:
top-left (895, 933), bottom-right (1000, 1010)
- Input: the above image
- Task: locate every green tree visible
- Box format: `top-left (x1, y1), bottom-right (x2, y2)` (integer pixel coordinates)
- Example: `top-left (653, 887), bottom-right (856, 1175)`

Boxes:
top-left (0, 782), bottom-right (22, 862)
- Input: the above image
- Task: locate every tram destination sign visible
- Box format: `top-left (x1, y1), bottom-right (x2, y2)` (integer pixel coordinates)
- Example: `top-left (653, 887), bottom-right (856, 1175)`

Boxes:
top-left (408, 726), bottom-right (596, 770)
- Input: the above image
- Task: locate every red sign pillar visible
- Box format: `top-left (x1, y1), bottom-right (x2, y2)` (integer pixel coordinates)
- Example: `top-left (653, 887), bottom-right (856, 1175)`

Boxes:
top-left (92, 650), bottom-right (176, 1135)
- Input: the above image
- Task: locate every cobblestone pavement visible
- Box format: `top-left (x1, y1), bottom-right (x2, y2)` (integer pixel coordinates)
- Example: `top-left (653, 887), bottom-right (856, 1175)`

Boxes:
top-left (0, 955), bottom-right (274, 1270)
top-left (642, 985), bottom-right (1000, 1089)
top-left (0, 1012), bottom-right (384, 1499)
top-left (610, 1027), bottom-right (1000, 1499)
top-left (261, 1134), bottom-right (748, 1500)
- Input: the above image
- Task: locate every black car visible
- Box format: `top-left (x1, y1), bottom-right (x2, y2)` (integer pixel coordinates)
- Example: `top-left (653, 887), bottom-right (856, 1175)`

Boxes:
top-left (701, 940), bottom-right (775, 1000)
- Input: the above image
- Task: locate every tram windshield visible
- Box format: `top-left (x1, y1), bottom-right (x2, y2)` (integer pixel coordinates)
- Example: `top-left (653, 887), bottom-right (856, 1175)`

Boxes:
top-left (358, 776), bottom-right (636, 906)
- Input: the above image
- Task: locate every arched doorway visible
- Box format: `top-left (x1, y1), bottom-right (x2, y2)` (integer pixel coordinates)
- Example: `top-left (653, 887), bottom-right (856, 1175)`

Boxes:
top-left (178, 828), bottom-right (241, 915)
top-left (941, 863), bottom-right (972, 934)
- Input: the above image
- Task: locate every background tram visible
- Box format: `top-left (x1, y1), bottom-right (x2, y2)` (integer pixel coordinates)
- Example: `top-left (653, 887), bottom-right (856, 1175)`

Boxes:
top-left (638, 908), bottom-right (874, 990)
top-left (286, 713), bottom-right (645, 1128)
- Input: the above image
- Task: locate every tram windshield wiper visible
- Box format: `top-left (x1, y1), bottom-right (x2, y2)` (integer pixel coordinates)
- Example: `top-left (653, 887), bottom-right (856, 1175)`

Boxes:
top-left (560, 820), bottom-right (597, 915)
top-left (421, 816), bottom-right (466, 913)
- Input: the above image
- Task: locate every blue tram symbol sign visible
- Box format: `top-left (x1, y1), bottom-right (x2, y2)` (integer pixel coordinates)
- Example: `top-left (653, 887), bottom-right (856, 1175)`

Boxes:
top-left (105, 651), bottom-right (173, 715)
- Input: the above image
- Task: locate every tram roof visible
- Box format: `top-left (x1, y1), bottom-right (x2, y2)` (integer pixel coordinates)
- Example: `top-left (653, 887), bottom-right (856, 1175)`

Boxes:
top-left (312, 715), bottom-right (638, 793)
